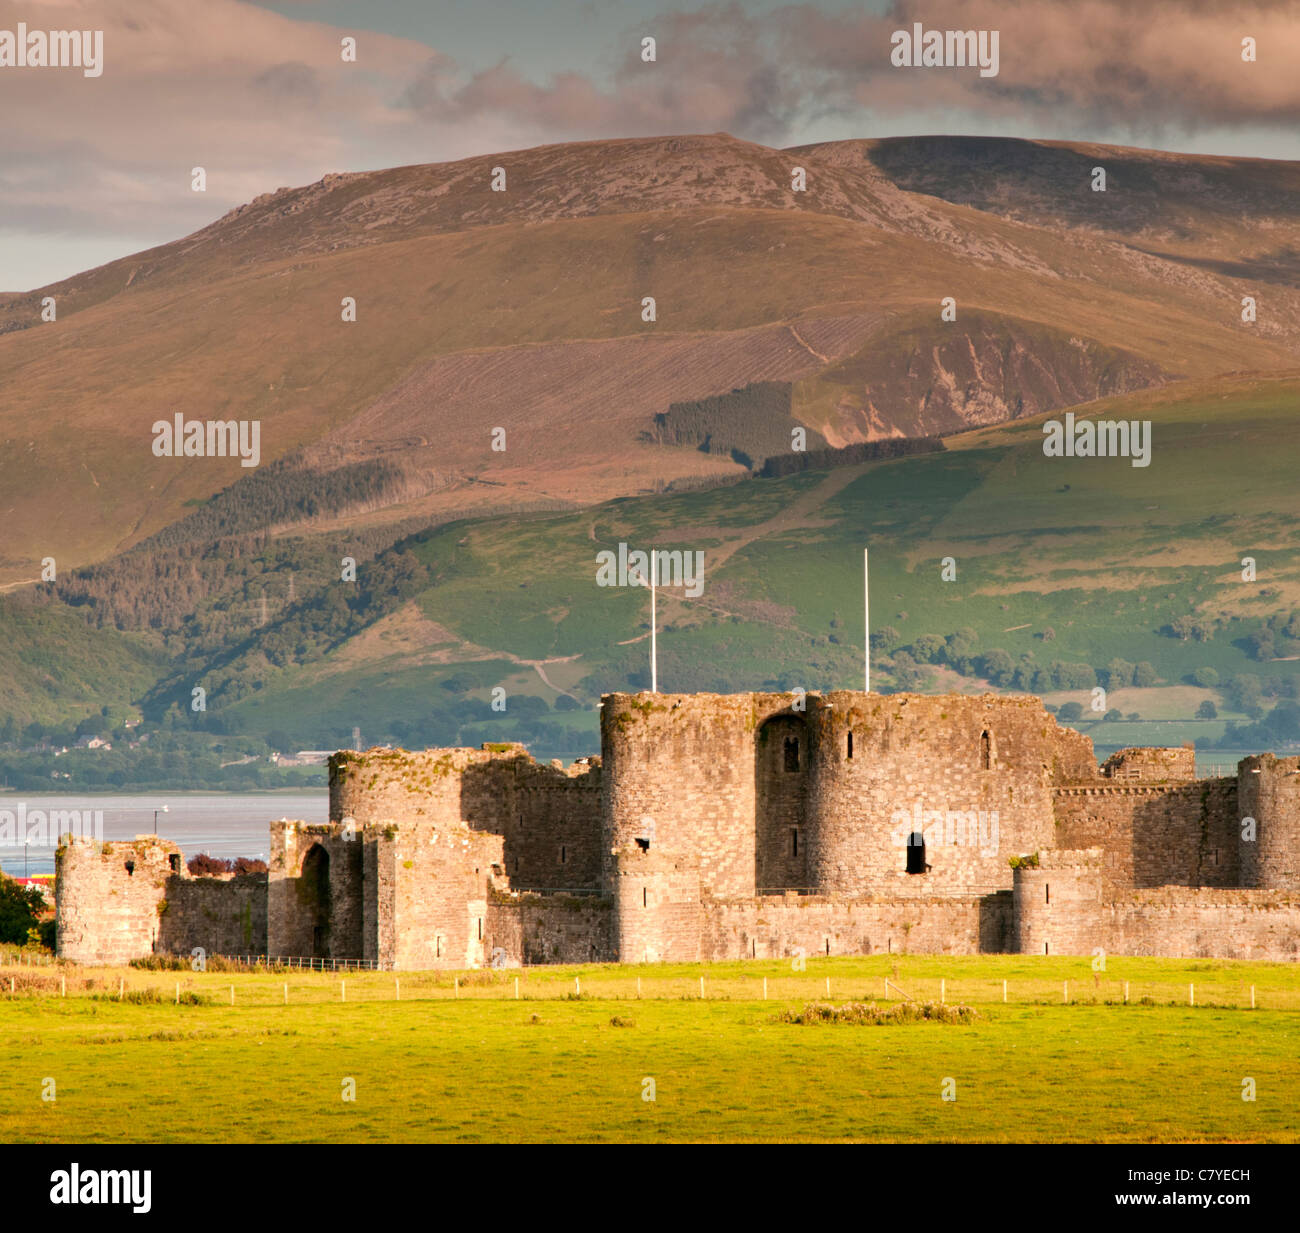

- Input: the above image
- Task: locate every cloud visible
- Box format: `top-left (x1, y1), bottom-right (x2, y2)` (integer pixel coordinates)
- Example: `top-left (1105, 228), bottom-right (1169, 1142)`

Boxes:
top-left (1, 0), bottom-right (1298, 288)
top-left (397, 4), bottom-right (810, 147)
top-left (0, 0), bottom-right (434, 254)
top-left (400, 0), bottom-right (1300, 145)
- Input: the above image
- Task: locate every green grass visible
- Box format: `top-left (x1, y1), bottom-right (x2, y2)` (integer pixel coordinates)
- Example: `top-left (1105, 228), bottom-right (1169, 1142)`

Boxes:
top-left (3, 954), bottom-right (1297, 1142)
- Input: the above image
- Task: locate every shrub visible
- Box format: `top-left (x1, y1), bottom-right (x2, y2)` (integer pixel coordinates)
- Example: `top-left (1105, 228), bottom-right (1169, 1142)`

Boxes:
top-left (778, 1001), bottom-right (979, 1026)
top-left (130, 955), bottom-right (188, 971)
top-left (0, 877), bottom-right (46, 946)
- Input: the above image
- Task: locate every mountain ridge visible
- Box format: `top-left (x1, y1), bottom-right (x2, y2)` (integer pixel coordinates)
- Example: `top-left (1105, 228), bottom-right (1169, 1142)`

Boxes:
top-left (1, 131), bottom-right (1296, 584)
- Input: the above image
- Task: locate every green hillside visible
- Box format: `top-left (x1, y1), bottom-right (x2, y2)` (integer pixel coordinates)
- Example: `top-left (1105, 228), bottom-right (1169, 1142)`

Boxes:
top-left (3, 372), bottom-right (1298, 766)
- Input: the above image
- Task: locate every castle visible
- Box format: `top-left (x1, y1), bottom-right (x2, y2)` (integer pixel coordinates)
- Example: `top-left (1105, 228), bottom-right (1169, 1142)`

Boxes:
top-left (56, 691), bottom-right (1300, 967)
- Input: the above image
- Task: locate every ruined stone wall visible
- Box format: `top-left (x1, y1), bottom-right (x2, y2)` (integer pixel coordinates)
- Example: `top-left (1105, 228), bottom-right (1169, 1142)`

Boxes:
top-left (56, 837), bottom-right (179, 965)
top-left (1237, 755), bottom-right (1300, 890)
top-left (368, 826), bottom-right (504, 971)
top-left (488, 893), bottom-right (613, 965)
top-left (1101, 746), bottom-right (1197, 782)
top-left (1052, 724), bottom-right (1103, 785)
top-left (1012, 848), bottom-right (1300, 960)
top-left (700, 891), bottom-right (1011, 961)
top-left (331, 747), bottom-right (602, 891)
top-left (1052, 780), bottom-right (1241, 895)
top-left (505, 760), bottom-right (602, 890)
top-left (158, 873), bottom-right (267, 958)
top-left (267, 822), bottom-right (365, 960)
top-left (1099, 888), bottom-right (1300, 961)
top-left (55, 836), bottom-right (268, 964)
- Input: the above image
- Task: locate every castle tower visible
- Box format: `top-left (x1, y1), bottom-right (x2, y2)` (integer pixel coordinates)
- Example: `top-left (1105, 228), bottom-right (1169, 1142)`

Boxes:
top-left (599, 693), bottom-right (761, 898)
top-left (610, 845), bottom-right (701, 964)
top-left (1011, 849), bottom-right (1104, 956)
top-left (1237, 754), bottom-right (1300, 890)
top-left (56, 836), bottom-right (180, 965)
top-left (803, 692), bottom-right (1062, 896)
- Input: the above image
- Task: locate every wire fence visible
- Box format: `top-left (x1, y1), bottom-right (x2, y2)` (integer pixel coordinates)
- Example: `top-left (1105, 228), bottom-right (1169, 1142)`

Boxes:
top-left (2, 958), bottom-right (1296, 1013)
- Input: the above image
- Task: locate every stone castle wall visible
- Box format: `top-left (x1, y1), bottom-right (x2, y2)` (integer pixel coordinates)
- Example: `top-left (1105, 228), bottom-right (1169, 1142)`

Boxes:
top-left (53, 692), bottom-right (1300, 967)
top-left (1052, 780), bottom-right (1242, 896)
top-left (268, 822), bottom-right (364, 959)
top-left (1237, 755), bottom-right (1300, 890)
top-left (599, 691), bottom-right (1092, 902)
top-left (56, 836), bottom-right (268, 964)
top-left (331, 747), bottom-right (602, 891)
top-left (488, 893), bottom-right (613, 965)
top-left (159, 872), bottom-right (267, 958)
top-left (802, 692), bottom-right (1069, 896)
top-left (1012, 848), bottom-right (1300, 959)
top-left (368, 825), bottom-right (503, 970)
top-left (699, 891), bottom-right (1012, 961)
top-left (56, 837), bottom-right (177, 965)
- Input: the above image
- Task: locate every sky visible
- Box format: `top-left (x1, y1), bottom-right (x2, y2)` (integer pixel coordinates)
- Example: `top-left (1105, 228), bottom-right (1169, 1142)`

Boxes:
top-left (2, 0), bottom-right (1299, 290)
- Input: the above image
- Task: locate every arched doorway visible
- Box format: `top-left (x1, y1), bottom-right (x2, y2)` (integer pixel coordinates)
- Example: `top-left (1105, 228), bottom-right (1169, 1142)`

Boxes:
top-left (755, 713), bottom-right (809, 891)
top-left (299, 844), bottom-right (331, 958)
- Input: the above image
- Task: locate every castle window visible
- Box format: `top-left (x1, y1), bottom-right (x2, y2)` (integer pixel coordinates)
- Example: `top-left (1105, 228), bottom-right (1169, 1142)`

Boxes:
top-left (847, 732), bottom-right (854, 760)
top-left (783, 736), bottom-right (800, 772)
top-left (477, 918), bottom-right (483, 941)
top-left (168, 854), bottom-right (180, 873)
top-left (906, 832), bottom-right (926, 875)
top-left (643, 887), bottom-right (647, 908)
top-left (980, 730), bottom-right (992, 770)
top-left (560, 846), bottom-right (566, 864)
top-left (791, 828), bottom-right (799, 858)
top-left (436, 936), bottom-right (443, 958)
top-left (1045, 883), bottom-right (1050, 905)
top-left (636, 837), bottom-right (650, 851)
top-left (124, 860), bottom-right (135, 876)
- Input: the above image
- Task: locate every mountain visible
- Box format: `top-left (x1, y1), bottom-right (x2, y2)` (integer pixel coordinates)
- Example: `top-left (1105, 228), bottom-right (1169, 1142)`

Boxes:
top-left (4, 368), bottom-right (1297, 762)
top-left (2, 133), bottom-right (1298, 586)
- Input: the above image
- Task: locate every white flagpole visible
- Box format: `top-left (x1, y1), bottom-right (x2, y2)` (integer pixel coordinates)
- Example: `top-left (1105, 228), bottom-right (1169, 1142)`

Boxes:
top-left (650, 549), bottom-right (658, 694)
top-left (864, 547), bottom-right (870, 694)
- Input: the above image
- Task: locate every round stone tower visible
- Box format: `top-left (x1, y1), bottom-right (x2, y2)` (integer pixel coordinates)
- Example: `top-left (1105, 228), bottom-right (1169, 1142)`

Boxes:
top-left (1237, 754), bottom-right (1300, 889)
top-left (802, 692), bottom-right (1057, 896)
top-left (1012, 849), bottom-right (1103, 956)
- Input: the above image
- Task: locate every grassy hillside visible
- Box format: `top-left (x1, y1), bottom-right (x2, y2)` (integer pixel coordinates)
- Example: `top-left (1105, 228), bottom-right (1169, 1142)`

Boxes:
top-left (3, 367), bottom-right (1298, 761)
top-left (88, 370), bottom-right (1291, 758)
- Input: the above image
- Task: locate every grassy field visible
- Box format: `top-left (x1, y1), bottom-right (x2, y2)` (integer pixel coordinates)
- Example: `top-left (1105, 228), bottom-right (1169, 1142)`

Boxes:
top-left (3, 954), bottom-right (1297, 1143)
